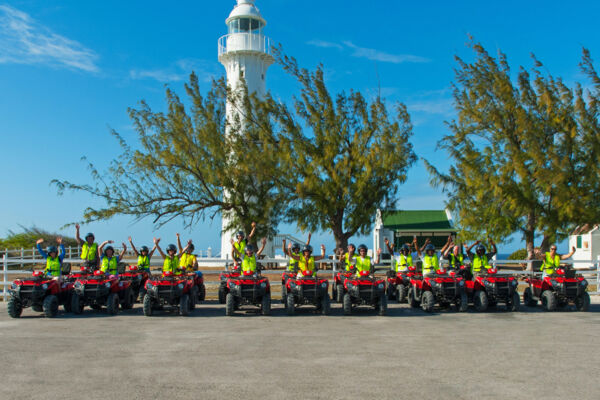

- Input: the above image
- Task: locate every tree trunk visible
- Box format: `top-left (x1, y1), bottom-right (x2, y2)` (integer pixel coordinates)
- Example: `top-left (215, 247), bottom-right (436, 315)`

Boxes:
top-left (539, 235), bottom-right (551, 254)
top-left (332, 227), bottom-right (348, 253)
top-left (524, 211), bottom-right (536, 271)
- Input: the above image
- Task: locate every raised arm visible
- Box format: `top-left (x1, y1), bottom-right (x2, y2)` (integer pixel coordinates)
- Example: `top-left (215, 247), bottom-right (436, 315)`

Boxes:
top-left (282, 239), bottom-right (290, 257)
top-left (36, 238), bottom-right (47, 259)
top-left (57, 237), bottom-right (65, 262)
top-left (375, 248), bottom-right (381, 265)
top-left (256, 238), bottom-right (267, 257)
top-left (128, 237), bottom-right (139, 256)
top-left (148, 243), bottom-right (157, 258)
top-left (313, 245), bottom-right (326, 262)
top-left (178, 240), bottom-right (191, 258)
top-left (561, 246), bottom-right (576, 260)
top-left (465, 240), bottom-right (479, 255)
top-left (230, 238), bottom-right (241, 258)
top-left (384, 237), bottom-right (394, 254)
top-left (176, 233), bottom-right (183, 252)
top-left (119, 243), bottom-right (127, 260)
top-left (153, 238), bottom-right (165, 258)
top-left (488, 238), bottom-right (497, 256)
top-left (248, 222), bottom-right (257, 240)
top-left (440, 235), bottom-right (452, 254)
top-left (75, 224), bottom-right (82, 245)
top-left (305, 233), bottom-right (312, 246)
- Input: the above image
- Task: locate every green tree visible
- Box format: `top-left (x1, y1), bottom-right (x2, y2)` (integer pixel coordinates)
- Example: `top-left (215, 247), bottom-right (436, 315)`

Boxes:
top-left (0, 226), bottom-right (77, 249)
top-left (426, 41), bottom-right (600, 259)
top-left (53, 74), bottom-right (288, 241)
top-left (274, 50), bottom-right (417, 249)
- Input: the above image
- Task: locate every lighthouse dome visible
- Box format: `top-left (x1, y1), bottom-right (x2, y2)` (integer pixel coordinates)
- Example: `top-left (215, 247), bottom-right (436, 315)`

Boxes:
top-left (226, 0), bottom-right (266, 27)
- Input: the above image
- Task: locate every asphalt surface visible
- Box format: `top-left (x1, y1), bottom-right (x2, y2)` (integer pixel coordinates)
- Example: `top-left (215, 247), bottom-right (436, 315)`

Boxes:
top-left (0, 297), bottom-right (599, 400)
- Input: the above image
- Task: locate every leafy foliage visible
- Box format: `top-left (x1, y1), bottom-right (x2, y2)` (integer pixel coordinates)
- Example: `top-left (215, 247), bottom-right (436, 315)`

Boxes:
top-left (508, 249), bottom-right (527, 260)
top-left (0, 226), bottom-right (77, 249)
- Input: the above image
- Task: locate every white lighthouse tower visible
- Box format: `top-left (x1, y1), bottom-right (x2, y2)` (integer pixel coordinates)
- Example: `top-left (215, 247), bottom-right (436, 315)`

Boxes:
top-left (218, 0), bottom-right (274, 259)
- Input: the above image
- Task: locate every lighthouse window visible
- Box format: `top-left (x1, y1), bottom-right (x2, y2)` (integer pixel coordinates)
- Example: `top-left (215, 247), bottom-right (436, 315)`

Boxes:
top-left (239, 18), bottom-right (250, 32)
top-left (228, 19), bottom-right (239, 33)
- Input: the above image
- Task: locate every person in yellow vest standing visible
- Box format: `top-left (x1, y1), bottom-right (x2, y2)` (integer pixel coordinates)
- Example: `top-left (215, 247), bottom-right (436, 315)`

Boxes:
top-left (232, 237), bottom-right (267, 276)
top-left (231, 222), bottom-right (257, 262)
top-left (154, 238), bottom-right (187, 276)
top-left (354, 244), bottom-right (381, 277)
top-left (282, 233), bottom-right (311, 273)
top-left (465, 239), bottom-right (498, 280)
top-left (288, 243), bottom-right (327, 278)
top-left (35, 237), bottom-right (66, 279)
top-left (98, 240), bottom-right (127, 277)
top-left (75, 223), bottom-right (99, 269)
top-left (337, 243), bottom-right (358, 272)
top-left (128, 236), bottom-right (156, 273)
top-left (540, 244), bottom-right (576, 277)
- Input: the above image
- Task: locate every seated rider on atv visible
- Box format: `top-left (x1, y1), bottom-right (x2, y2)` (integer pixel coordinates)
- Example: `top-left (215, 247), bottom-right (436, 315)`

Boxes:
top-left (128, 236), bottom-right (156, 273)
top-left (35, 236), bottom-right (66, 279)
top-left (418, 239), bottom-right (441, 275)
top-left (177, 233), bottom-right (202, 281)
top-left (154, 238), bottom-right (188, 276)
top-left (384, 237), bottom-right (417, 273)
top-left (442, 235), bottom-right (466, 273)
top-left (75, 223), bottom-right (99, 269)
top-left (98, 240), bottom-right (127, 277)
top-left (465, 239), bottom-right (498, 280)
top-left (282, 233), bottom-right (311, 273)
top-left (288, 243), bottom-right (326, 278)
top-left (354, 244), bottom-right (381, 277)
top-left (337, 243), bottom-right (357, 272)
top-left (540, 244), bottom-right (576, 277)
top-left (231, 222), bottom-right (257, 263)
top-left (231, 237), bottom-right (267, 276)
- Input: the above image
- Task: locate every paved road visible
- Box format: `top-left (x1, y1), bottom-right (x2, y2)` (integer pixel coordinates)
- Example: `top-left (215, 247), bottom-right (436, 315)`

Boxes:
top-left (0, 298), bottom-right (599, 400)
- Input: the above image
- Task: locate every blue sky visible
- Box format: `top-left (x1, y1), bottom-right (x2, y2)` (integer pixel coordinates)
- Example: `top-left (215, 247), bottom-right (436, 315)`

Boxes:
top-left (1, 0), bottom-right (598, 254)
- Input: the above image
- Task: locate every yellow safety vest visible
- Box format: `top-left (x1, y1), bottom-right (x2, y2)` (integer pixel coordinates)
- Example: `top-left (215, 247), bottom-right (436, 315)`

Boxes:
top-left (234, 240), bottom-right (246, 256)
top-left (422, 255), bottom-right (439, 274)
top-left (242, 255), bottom-right (257, 274)
top-left (179, 253), bottom-right (197, 271)
top-left (288, 252), bottom-right (300, 271)
top-left (137, 255), bottom-right (150, 270)
top-left (449, 253), bottom-right (464, 268)
top-left (100, 257), bottom-right (119, 275)
top-left (471, 255), bottom-right (491, 273)
top-left (163, 256), bottom-right (181, 275)
top-left (45, 256), bottom-right (61, 277)
top-left (541, 253), bottom-right (561, 275)
top-left (298, 256), bottom-right (316, 275)
top-left (356, 256), bottom-right (372, 275)
top-left (395, 254), bottom-right (412, 272)
top-left (344, 253), bottom-right (357, 271)
top-left (81, 242), bottom-right (98, 261)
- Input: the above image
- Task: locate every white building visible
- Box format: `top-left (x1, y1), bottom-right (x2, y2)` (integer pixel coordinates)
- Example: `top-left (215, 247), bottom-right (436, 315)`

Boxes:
top-left (569, 224), bottom-right (600, 267)
top-left (218, 0), bottom-right (274, 259)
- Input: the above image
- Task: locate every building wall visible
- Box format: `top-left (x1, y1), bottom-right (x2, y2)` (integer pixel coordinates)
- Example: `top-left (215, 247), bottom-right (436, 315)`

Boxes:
top-left (569, 230), bottom-right (598, 268)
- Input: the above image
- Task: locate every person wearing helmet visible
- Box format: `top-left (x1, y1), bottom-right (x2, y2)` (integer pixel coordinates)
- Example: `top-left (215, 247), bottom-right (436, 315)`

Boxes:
top-left (465, 238), bottom-right (498, 279)
top-left (128, 236), bottom-right (157, 272)
top-left (75, 223), bottom-right (99, 269)
top-left (337, 243), bottom-right (358, 272)
top-left (154, 238), bottom-right (188, 275)
top-left (176, 234), bottom-right (204, 281)
top-left (353, 244), bottom-right (381, 277)
top-left (282, 233), bottom-right (311, 273)
top-left (288, 243), bottom-right (327, 278)
top-left (231, 222), bottom-right (257, 262)
top-left (384, 237), bottom-right (417, 273)
top-left (442, 235), bottom-right (466, 271)
top-left (98, 240), bottom-right (127, 276)
top-left (231, 237), bottom-right (267, 275)
top-left (418, 238), bottom-right (440, 275)
top-left (540, 244), bottom-right (576, 277)
top-left (35, 237), bottom-right (66, 278)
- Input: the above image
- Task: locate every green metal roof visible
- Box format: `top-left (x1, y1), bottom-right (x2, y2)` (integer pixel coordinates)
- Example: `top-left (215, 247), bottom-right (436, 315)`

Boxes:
top-left (382, 210), bottom-right (454, 231)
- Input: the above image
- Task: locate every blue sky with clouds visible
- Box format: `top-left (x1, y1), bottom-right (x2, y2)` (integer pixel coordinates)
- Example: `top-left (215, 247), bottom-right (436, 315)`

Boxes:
top-left (1, 0), bottom-right (598, 254)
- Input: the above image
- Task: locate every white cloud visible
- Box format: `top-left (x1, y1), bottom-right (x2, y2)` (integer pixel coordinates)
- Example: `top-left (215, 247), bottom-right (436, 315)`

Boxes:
top-left (130, 58), bottom-right (219, 83)
top-left (307, 38), bottom-right (429, 64)
top-left (407, 98), bottom-right (455, 116)
top-left (0, 5), bottom-right (99, 72)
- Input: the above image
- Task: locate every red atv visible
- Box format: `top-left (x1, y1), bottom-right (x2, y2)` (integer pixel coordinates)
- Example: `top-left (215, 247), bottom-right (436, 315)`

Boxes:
top-left (218, 264), bottom-right (241, 304)
top-left (332, 269), bottom-right (353, 303)
top-left (386, 266), bottom-right (420, 303)
top-left (342, 271), bottom-right (387, 316)
top-left (188, 272), bottom-right (206, 305)
top-left (408, 268), bottom-right (468, 313)
top-left (281, 270), bottom-right (296, 304)
top-left (142, 271), bottom-right (196, 316)
top-left (7, 270), bottom-right (74, 318)
top-left (523, 267), bottom-right (590, 311)
top-left (463, 268), bottom-right (520, 311)
top-left (284, 270), bottom-right (331, 315)
top-left (225, 270), bottom-right (271, 316)
top-left (120, 265), bottom-right (150, 302)
top-left (71, 270), bottom-right (135, 315)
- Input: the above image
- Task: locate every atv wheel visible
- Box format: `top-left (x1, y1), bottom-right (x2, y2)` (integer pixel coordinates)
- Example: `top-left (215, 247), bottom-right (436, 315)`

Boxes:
top-left (342, 293), bottom-right (352, 316)
top-left (286, 292), bottom-right (295, 316)
top-left (523, 287), bottom-right (537, 307)
top-left (43, 295), bottom-right (59, 318)
top-left (575, 292), bottom-right (590, 312)
top-left (330, 283), bottom-right (336, 303)
top-left (458, 292), bottom-right (468, 312)
top-left (179, 294), bottom-right (190, 316)
top-left (7, 296), bottom-right (23, 318)
top-left (63, 294), bottom-right (72, 313)
top-left (336, 284), bottom-right (344, 304)
top-left (541, 290), bottom-right (557, 311)
top-left (142, 294), bottom-right (153, 316)
top-left (408, 287), bottom-right (420, 308)
top-left (261, 294), bottom-right (271, 316)
top-left (396, 284), bottom-right (407, 303)
top-left (378, 294), bottom-right (387, 316)
top-left (281, 284), bottom-right (287, 305)
top-left (121, 287), bottom-right (135, 310)
top-left (321, 294), bottom-right (331, 315)
top-left (32, 304), bottom-right (43, 312)
top-left (225, 293), bottom-right (235, 316)
top-left (473, 290), bottom-right (488, 312)
top-left (71, 293), bottom-right (84, 314)
top-left (218, 285), bottom-right (227, 304)
top-left (421, 291), bottom-right (435, 313)
top-left (106, 293), bottom-right (119, 315)
top-left (508, 291), bottom-right (520, 312)
top-left (189, 286), bottom-right (198, 311)
top-left (198, 284), bottom-right (206, 302)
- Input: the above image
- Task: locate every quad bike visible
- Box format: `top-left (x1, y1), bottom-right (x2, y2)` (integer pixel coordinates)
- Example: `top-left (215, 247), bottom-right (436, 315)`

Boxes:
top-left (225, 270), bottom-right (271, 316)
top-left (284, 270), bottom-right (330, 315)
top-left (332, 269), bottom-right (354, 303)
top-left (386, 266), bottom-right (420, 303)
top-left (7, 270), bottom-right (74, 318)
top-left (281, 270), bottom-right (296, 304)
top-left (71, 270), bottom-right (134, 315)
top-left (184, 271), bottom-right (206, 309)
top-left (120, 265), bottom-right (150, 302)
top-left (218, 263), bottom-right (241, 304)
top-left (408, 268), bottom-right (468, 313)
top-left (463, 267), bottom-right (520, 311)
top-left (342, 270), bottom-right (387, 316)
top-left (523, 266), bottom-right (590, 311)
top-left (142, 271), bottom-right (196, 316)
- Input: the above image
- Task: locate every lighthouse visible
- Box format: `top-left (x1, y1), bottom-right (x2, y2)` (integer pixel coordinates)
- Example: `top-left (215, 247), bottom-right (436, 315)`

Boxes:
top-left (218, 0), bottom-right (275, 259)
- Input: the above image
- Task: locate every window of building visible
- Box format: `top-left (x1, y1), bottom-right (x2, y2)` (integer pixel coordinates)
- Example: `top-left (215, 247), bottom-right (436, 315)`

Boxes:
top-left (577, 235), bottom-right (582, 248)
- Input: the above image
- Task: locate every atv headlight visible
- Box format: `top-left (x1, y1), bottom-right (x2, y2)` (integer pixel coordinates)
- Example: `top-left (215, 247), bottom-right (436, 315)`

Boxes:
top-left (42, 284), bottom-right (48, 290)
top-left (11, 283), bottom-right (17, 290)
top-left (347, 283), bottom-right (354, 289)
top-left (458, 280), bottom-right (464, 287)
top-left (178, 284), bottom-right (184, 289)
top-left (105, 282), bottom-right (111, 288)
top-left (75, 281), bottom-right (82, 289)
top-left (146, 282), bottom-right (153, 290)
top-left (581, 280), bottom-right (588, 288)
top-left (260, 282), bottom-right (267, 289)
top-left (377, 283), bottom-right (384, 289)
top-left (551, 279), bottom-right (559, 287)
top-left (511, 280), bottom-right (518, 287)
top-left (321, 282), bottom-right (327, 289)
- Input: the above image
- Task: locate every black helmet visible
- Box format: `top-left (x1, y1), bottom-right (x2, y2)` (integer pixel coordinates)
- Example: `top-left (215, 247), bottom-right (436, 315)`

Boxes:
top-left (166, 244), bottom-right (177, 253)
top-left (188, 244), bottom-right (195, 251)
top-left (46, 245), bottom-right (58, 255)
top-left (291, 242), bottom-right (301, 252)
top-left (400, 244), bottom-right (410, 253)
top-left (425, 244), bottom-right (435, 252)
top-left (476, 244), bottom-right (486, 254)
top-left (348, 243), bottom-right (356, 250)
top-left (85, 232), bottom-right (94, 240)
top-left (245, 244), bottom-right (255, 253)
top-left (140, 245), bottom-right (149, 253)
top-left (104, 246), bottom-right (114, 255)
top-left (236, 231), bottom-right (245, 239)
top-left (358, 244), bottom-right (368, 252)
top-left (302, 245), bottom-right (313, 253)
